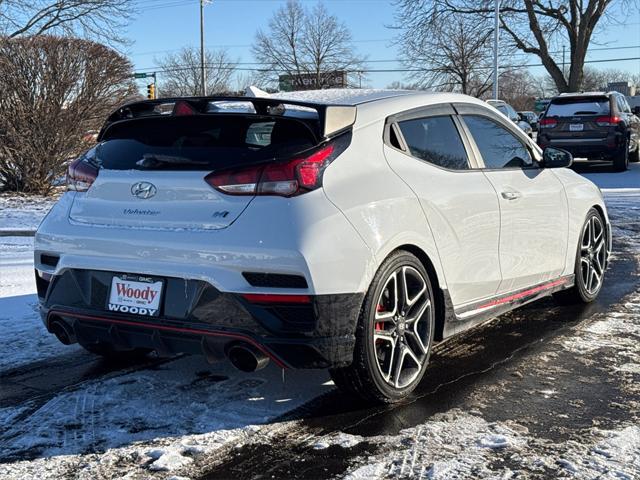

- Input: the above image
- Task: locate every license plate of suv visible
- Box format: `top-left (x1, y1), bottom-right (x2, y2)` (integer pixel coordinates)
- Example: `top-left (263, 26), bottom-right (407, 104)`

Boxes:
top-left (107, 274), bottom-right (163, 316)
top-left (569, 123), bottom-right (584, 131)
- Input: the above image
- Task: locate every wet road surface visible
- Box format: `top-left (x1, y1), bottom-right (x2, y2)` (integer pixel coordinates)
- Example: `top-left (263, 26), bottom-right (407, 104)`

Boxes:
top-left (199, 228), bottom-right (639, 478)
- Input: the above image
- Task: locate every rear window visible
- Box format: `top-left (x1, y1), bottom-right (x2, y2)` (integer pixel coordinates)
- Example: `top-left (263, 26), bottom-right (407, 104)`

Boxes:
top-left (94, 116), bottom-right (317, 171)
top-left (496, 105), bottom-right (509, 116)
top-left (546, 97), bottom-right (610, 117)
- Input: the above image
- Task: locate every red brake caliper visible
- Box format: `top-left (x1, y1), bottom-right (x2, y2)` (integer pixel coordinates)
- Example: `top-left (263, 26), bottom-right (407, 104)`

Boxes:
top-left (375, 304), bottom-right (384, 332)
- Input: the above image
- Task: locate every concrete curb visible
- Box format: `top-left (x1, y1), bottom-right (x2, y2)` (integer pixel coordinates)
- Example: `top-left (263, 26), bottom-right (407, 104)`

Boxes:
top-left (0, 230), bottom-right (36, 237)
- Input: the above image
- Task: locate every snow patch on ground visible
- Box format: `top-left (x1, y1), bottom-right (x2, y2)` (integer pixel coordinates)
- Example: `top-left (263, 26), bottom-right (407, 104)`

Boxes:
top-left (0, 292), bottom-right (75, 372)
top-left (0, 360), bottom-right (331, 478)
top-left (340, 410), bottom-right (527, 479)
top-left (340, 412), bottom-right (640, 480)
top-left (147, 447), bottom-right (193, 471)
top-left (0, 236), bottom-right (36, 296)
top-left (312, 432), bottom-right (364, 450)
top-left (561, 290), bottom-right (640, 374)
top-left (0, 235), bottom-right (77, 370)
top-left (0, 194), bottom-right (56, 231)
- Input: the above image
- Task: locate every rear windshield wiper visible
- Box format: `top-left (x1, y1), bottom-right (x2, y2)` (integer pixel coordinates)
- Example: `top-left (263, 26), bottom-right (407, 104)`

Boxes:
top-left (136, 154), bottom-right (210, 169)
top-left (572, 111), bottom-right (599, 115)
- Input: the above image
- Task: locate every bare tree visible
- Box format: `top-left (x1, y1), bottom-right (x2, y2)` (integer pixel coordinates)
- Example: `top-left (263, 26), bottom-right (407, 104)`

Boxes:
top-left (499, 70), bottom-right (538, 110)
top-left (155, 47), bottom-right (237, 97)
top-left (0, 0), bottom-right (134, 45)
top-left (395, 13), bottom-right (510, 96)
top-left (233, 71), bottom-right (261, 93)
top-left (393, 0), bottom-right (637, 93)
top-left (582, 67), bottom-right (640, 91)
top-left (0, 36), bottom-right (137, 194)
top-left (386, 80), bottom-right (421, 90)
top-left (252, 0), bottom-right (365, 89)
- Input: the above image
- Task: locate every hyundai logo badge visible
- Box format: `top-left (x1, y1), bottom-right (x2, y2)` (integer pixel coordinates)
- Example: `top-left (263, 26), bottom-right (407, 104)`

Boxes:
top-left (131, 181), bottom-right (157, 199)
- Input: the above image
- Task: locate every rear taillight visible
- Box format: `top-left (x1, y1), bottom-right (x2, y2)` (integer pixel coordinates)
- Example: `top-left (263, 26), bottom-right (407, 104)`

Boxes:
top-left (67, 157), bottom-right (99, 192)
top-left (205, 134), bottom-right (350, 197)
top-left (595, 116), bottom-right (621, 127)
top-left (539, 118), bottom-right (557, 129)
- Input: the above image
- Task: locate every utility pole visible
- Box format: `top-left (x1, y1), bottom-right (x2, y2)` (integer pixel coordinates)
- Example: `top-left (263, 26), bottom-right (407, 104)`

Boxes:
top-left (200, 0), bottom-right (207, 96)
top-left (492, 0), bottom-right (500, 100)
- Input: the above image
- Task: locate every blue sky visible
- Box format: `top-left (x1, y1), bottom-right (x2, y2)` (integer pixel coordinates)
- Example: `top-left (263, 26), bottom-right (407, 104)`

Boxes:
top-left (125, 0), bottom-right (640, 90)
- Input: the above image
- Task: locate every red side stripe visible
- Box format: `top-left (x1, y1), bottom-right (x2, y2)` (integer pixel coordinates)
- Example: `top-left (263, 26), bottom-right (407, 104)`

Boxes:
top-left (477, 278), bottom-right (567, 310)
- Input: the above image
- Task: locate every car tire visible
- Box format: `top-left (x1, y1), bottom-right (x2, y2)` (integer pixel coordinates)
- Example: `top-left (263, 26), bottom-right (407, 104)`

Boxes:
top-left (554, 208), bottom-right (606, 305)
top-left (329, 251), bottom-right (435, 403)
top-left (81, 342), bottom-right (153, 362)
top-left (612, 138), bottom-right (629, 171)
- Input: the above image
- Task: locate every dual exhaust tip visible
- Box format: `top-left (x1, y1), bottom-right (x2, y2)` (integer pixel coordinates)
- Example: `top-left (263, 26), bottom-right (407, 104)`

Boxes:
top-left (226, 343), bottom-right (270, 372)
top-left (49, 316), bottom-right (270, 372)
top-left (50, 318), bottom-right (77, 345)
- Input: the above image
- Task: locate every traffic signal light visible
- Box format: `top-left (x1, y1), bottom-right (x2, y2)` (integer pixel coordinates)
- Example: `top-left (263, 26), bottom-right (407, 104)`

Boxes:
top-left (147, 83), bottom-right (155, 100)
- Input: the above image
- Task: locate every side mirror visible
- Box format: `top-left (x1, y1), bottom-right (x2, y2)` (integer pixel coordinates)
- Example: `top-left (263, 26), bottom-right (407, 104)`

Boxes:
top-left (542, 147), bottom-right (573, 168)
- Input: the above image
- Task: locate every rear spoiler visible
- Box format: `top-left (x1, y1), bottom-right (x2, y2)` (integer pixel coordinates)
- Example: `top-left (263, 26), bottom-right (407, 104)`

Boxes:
top-left (97, 96), bottom-right (357, 142)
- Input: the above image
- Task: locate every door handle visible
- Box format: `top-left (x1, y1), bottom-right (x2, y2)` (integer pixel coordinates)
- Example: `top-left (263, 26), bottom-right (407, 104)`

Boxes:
top-left (501, 191), bottom-right (521, 201)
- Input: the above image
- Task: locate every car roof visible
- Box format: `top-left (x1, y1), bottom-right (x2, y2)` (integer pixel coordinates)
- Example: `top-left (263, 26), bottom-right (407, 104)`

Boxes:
top-left (556, 91), bottom-right (612, 98)
top-left (268, 88), bottom-right (495, 126)
top-left (270, 89), bottom-right (415, 106)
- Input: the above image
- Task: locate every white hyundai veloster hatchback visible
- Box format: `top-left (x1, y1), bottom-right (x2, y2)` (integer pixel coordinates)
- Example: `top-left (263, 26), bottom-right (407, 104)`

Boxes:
top-left (35, 90), bottom-right (611, 402)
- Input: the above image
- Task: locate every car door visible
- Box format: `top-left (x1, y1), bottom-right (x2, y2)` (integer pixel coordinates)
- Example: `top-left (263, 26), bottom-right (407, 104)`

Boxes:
top-left (456, 105), bottom-right (568, 294)
top-left (383, 104), bottom-right (502, 307)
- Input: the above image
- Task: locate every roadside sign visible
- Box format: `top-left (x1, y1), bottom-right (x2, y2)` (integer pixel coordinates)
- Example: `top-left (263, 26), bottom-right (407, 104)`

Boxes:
top-left (134, 73), bottom-right (149, 79)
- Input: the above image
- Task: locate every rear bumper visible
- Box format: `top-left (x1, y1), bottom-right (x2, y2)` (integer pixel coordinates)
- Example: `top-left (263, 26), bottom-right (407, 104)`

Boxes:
top-left (38, 268), bottom-right (363, 369)
top-left (538, 133), bottom-right (623, 157)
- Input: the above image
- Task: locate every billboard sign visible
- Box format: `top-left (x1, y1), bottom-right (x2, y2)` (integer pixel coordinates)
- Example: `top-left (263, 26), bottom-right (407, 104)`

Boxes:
top-left (279, 71), bottom-right (347, 91)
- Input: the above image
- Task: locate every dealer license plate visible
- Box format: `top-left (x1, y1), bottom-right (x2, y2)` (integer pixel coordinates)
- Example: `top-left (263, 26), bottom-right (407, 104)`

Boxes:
top-left (107, 274), bottom-right (163, 317)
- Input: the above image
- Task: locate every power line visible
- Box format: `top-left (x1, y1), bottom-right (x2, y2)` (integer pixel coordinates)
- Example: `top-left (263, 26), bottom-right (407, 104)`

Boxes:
top-left (133, 48), bottom-right (640, 71)
top-left (131, 38), bottom-right (394, 57)
top-left (132, 56), bottom-right (640, 77)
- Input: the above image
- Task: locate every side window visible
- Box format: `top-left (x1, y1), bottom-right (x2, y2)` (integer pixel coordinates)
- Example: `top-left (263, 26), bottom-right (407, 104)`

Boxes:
top-left (622, 97), bottom-right (631, 113)
top-left (397, 116), bottom-right (469, 170)
top-left (245, 121), bottom-right (274, 147)
top-left (463, 115), bottom-right (534, 169)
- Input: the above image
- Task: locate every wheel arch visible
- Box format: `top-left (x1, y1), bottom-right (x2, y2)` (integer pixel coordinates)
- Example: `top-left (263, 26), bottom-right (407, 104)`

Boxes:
top-left (389, 244), bottom-right (447, 342)
top-left (591, 203), bottom-right (606, 222)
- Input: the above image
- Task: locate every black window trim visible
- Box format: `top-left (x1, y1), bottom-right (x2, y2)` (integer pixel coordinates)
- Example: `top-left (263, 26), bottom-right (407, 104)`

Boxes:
top-left (452, 103), bottom-right (542, 171)
top-left (383, 103), bottom-right (482, 171)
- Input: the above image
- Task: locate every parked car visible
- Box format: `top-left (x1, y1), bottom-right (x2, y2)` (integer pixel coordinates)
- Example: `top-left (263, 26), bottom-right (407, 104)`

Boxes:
top-left (518, 111), bottom-right (539, 131)
top-left (36, 90), bottom-right (611, 403)
top-left (487, 99), bottom-right (533, 137)
top-left (538, 91), bottom-right (640, 171)
top-left (626, 95), bottom-right (640, 113)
